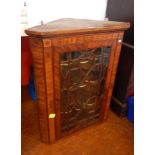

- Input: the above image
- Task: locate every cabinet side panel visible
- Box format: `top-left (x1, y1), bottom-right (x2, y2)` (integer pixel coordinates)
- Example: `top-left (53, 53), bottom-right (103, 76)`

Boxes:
top-left (30, 38), bottom-right (50, 143)
top-left (100, 40), bottom-right (117, 120)
top-left (102, 32), bottom-right (124, 120)
top-left (42, 39), bottom-right (56, 143)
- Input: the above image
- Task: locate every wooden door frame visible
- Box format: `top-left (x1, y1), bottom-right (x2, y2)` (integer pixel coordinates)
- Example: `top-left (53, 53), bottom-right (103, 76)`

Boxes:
top-left (52, 38), bottom-right (118, 139)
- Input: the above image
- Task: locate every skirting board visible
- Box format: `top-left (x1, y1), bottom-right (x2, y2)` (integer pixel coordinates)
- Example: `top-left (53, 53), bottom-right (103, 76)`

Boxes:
top-left (110, 96), bottom-right (128, 117)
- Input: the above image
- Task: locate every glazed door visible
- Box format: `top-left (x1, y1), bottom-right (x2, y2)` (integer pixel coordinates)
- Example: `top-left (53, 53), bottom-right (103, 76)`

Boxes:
top-left (53, 41), bottom-right (117, 139)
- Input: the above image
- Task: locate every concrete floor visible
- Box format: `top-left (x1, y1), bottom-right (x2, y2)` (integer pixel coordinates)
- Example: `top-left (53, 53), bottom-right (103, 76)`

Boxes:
top-left (21, 87), bottom-right (134, 155)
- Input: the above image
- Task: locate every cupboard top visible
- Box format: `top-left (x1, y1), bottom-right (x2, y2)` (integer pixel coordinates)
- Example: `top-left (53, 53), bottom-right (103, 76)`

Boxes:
top-left (25, 18), bottom-right (130, 37)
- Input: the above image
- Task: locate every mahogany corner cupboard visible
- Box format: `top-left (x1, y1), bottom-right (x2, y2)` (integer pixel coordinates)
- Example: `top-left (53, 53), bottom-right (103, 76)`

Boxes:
top-left (25, 18), bottom-right (130, 143)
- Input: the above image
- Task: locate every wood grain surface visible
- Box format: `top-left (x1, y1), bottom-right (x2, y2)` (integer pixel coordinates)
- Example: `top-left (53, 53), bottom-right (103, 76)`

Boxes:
top-left (25, 18), bottom-right (130, 37)
top-left (27, 18), bottom-right (130, 143)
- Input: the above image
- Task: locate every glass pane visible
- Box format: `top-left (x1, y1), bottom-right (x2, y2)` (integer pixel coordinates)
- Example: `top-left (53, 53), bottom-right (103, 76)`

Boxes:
top-left (60, 47), bottom-right (111, 134)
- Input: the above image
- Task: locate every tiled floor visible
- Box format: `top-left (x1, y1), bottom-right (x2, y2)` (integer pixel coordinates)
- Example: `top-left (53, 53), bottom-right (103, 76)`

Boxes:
top-left (21, 87), bottom-right (134, 155)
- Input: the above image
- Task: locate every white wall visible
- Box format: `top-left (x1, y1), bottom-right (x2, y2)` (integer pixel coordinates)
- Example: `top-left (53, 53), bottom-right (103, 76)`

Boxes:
top-left (21, 0), bottom-right (108, 27)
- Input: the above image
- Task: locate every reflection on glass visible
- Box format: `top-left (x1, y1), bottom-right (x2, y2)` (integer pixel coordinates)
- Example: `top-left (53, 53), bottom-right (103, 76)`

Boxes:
top-left (60, 47), bottom-right (111, 133)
